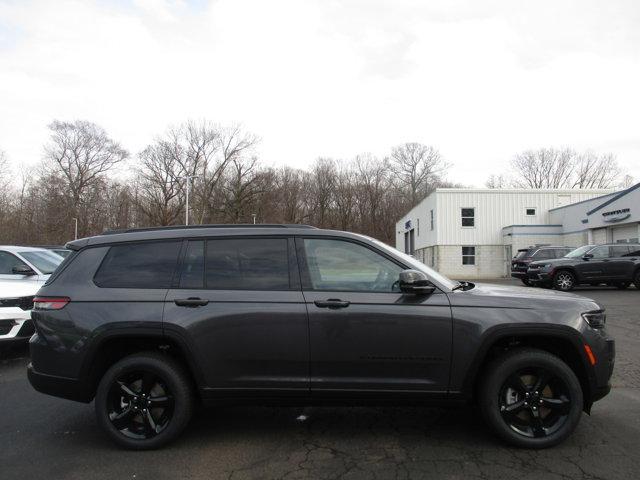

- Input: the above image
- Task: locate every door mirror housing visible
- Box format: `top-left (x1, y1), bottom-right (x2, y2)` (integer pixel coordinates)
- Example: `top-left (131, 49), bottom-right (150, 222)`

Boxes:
top-left (12, 265), bottom-right (36, 276)
top-left (582, 253), bottom-right (594, 260)
top-left (399, 269), bottom-right (436, 295)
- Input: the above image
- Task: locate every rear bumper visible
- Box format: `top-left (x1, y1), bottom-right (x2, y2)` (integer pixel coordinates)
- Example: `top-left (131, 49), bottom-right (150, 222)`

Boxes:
top-left (27, 363), bottom-right (92, 403)
top-left (0, 319), bottom-right (35, 343)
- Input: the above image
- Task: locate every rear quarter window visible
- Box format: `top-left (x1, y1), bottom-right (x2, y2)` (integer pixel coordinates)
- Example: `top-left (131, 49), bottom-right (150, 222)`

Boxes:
top-left (94, 241), bottom-right (182, 289)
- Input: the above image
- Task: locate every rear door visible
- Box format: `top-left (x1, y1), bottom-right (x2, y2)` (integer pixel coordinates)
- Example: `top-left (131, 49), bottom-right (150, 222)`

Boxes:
top-left (298, 237), bottom-right (452, 395)
top-left (163, 237), bottom-right (309, 395)
top-left (608, 245), bottom-right (633, 279)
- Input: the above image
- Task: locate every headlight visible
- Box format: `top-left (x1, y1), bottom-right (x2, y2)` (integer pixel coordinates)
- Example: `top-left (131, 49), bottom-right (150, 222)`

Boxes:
top-left (541, 263), bottom-right (552, 269)
top-left (582, 311), bottom-right (606, 329)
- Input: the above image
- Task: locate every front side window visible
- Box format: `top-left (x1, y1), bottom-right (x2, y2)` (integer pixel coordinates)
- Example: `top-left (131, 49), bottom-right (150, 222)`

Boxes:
top-left (180, 240), bottom-right (205, 288)
top-left (565, 245), bottom-right (594, 258)
top-left (303, 238), bottom-right (402, 292)
top-left (94, 241), bottom-right (182, 288)
top-left (462, 246), bottom-right (476, 265)
top-left (206, 238), bottom-right (289, 290)
top-left (461, 208), bottom-right (475, 227)
top-left (0, 251), bottom-right (29, 275)
top-left (589, 246), bottom-right (610, 259)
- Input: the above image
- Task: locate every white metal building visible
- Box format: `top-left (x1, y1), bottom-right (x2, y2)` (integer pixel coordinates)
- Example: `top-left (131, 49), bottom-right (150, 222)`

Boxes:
top-left (395, 183), bottom-right (640, 279)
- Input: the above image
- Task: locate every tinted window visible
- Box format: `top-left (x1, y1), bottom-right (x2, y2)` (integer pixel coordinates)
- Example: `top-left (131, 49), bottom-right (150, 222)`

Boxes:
top-left (0, 251), bottom-right (29, 274)
top-left (94, 241), bottom-right (181, 288)
top-left (610, 245), bottom-right (631, 257)
top-left (180, 240), bottom-right (204, 288)
top-left (628, 246), bottom-right (640, 256)
top-left (206, 238), bottom-right (289, 290)
top-left (303, 238), bottom-right (402, 292)
top-left (19, 250), bottom-right (63, 274)
top-left (532, 249), bottom-right (549, 259)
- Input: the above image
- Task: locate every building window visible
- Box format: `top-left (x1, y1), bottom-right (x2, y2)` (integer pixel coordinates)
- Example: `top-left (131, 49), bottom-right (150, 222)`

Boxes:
top-left (462, 246), bottom-right (476, 265)
top-left (461, 208), bottom-right (475, 227)
top-left (430, 209), bottom-right (434, 230)
top-left (526, 208), bottom-right (536, 216)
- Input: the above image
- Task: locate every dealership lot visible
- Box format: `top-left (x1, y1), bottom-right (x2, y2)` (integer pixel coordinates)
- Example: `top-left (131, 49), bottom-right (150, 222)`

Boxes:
top-left (1, 281), bottom-right (639, 480)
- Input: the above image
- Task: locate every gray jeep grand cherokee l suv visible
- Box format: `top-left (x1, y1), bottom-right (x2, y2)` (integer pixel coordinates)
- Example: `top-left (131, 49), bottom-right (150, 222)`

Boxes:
top-left (28, 225), bottom-right (615, 450)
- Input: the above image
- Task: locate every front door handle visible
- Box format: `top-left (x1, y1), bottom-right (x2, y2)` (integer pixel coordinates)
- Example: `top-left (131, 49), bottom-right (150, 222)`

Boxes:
top-left (314, 299), bottom-right (350, 309)
top-left (174, 297), bottom-right (209, 307)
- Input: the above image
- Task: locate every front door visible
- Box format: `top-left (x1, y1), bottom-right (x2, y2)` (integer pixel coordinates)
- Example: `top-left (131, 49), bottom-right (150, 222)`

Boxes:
top-left (575, 245), bottom-right (609, 281)
top-left (163, 237), bottom-right (309, 395)
top-left (298, 237), bottom-right (452, 395)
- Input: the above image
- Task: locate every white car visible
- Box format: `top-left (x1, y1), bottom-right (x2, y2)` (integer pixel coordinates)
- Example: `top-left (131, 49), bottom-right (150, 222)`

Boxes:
top-left (0, 245), bottom-right (64, 282)
top-left (0, 280), bottom-right (39, 344)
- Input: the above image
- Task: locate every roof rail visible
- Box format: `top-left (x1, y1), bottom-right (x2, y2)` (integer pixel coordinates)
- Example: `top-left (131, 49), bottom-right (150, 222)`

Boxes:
top-left (102, 224), bottom-right (317, 235)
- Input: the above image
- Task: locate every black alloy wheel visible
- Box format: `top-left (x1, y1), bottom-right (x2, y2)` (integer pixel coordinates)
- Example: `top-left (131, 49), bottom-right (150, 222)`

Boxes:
top-left (499, 368), bottom-right (571, 439)
top-left (480, 348), bottom-right (583, 448)
top-left (634, 270), bottom-right (640, 289)
top-left (95, 353), bottom-right (193, 449)
top-left (106, 371), bottom-right (174, 439)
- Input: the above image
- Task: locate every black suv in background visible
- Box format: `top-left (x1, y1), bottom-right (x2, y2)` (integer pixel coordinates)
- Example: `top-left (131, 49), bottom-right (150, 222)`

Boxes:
top-left (28, 225), bottom-right (614, 450)
top-left (527, 244), bottom-right (640, 291)
top-left (511, 246), bottom-right (572, 285)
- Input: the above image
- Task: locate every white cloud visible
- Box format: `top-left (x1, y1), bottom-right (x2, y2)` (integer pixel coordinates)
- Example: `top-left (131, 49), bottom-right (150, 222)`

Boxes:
top-left (0, 0), bottom-right (638, 186)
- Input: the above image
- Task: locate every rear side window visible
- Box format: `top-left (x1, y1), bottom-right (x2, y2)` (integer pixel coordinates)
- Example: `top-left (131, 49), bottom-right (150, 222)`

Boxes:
top-left (94, 241), bottom-right (182, 288)
top-left (610, 245), bottom-right (631, 257)
top-left (205, 238), bottom-right (289, 290)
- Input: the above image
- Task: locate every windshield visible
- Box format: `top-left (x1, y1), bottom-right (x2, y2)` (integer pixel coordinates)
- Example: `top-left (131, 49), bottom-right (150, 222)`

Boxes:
top-left (367, 237), bottom-right (458, 290)
top-left (564, 245), bottom-right (595, 258)
top-left (19, 250), bottom-right (63, 274)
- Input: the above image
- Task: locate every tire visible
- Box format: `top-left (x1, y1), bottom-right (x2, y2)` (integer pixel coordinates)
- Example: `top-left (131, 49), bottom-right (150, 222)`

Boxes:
top-left (95, 352), bottom-right (194, 450)
top-left (615, 282), bottom-right (630, 290)
top-left (553, 270), bottom-right (576, 291)
top-left (479, 348), bottom-right (583, 449)
top-left (634, 270), bottom-right (640, 290)
top-left (520, 278), bottom-right (531, 287)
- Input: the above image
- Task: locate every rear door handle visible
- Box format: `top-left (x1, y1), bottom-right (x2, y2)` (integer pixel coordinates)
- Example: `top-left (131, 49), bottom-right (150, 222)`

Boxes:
top-left (314, 299), bottom-right (350, 309)
top-left (174, 297), bottom-right (209, 307)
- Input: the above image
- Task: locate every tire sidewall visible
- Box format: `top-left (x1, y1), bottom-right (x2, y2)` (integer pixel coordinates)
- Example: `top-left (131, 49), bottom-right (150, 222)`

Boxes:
top-left (480, 350), bottom-right (583, 449)
top-left (95, 354), bottom-right (193, 450)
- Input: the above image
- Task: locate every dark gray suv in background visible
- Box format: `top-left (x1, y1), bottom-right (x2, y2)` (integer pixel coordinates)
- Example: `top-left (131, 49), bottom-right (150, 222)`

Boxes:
top-left (28, 225), bottom-right (614, 450)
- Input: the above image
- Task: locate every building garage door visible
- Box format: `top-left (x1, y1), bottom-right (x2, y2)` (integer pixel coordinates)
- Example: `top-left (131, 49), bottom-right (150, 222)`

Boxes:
top-left (612, 223), bottom-right (639, 243)
top-left (592, 228), bottom-right (608, 244)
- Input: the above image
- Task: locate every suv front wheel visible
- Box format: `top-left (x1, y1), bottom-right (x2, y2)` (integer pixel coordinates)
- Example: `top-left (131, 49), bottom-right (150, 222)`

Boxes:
top-left (479, 348), bottom-right (583, 449)
top-left (553, 271), bottom-right (576, 291)
top-left (95, 352), bottom-right (194, 450)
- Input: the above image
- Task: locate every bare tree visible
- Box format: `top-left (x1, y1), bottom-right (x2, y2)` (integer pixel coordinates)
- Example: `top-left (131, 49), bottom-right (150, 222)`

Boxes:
top-left (485, 174), bottom-right (507, 189)
top-left (572, 151), bottom-right (621, 188)
top-left (389, 143), bottom-right (448, 206)
top-left (510, 148), bottom-right (575, 189)
top-left (45, 120), bottom-right (128, 205)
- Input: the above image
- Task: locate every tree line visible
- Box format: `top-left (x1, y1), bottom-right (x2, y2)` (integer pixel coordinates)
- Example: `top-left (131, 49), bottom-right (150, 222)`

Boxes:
top-left (0, 120), bottom-right (453, 246)
top-left (0, 120), bottom-right (628, 247)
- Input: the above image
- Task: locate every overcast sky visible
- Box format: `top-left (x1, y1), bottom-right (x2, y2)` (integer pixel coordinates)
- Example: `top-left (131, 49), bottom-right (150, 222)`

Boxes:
top-left (1, 0), bottom-right (639, 187)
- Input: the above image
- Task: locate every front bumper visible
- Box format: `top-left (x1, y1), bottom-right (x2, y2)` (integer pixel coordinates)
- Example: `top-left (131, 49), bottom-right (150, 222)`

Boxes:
top-left (526, 267), bottom-right (553, 285)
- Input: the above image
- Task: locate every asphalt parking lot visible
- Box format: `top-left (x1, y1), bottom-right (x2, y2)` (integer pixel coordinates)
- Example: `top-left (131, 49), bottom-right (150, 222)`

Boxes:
top-left (1, 280), bottom-right (639, 480)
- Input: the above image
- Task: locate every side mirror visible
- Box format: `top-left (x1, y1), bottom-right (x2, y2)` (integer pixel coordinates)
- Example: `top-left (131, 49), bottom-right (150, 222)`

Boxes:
top-left (12, 265), bottom-right (36, 276)
top-left (399, 269), bottom-right (436, 295)
top-left (582, 254), bottom-right (594, 260)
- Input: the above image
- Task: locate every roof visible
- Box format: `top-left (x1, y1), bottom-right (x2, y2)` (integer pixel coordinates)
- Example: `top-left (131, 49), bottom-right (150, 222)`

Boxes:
top-left (0, 246), bottom-right (56, 254)
top-left (585, 182), bottom-right (640, 216)
top-left (66, 225), bottom-right (355, 250)
top-left (435, 188), bottom-right (613, 194)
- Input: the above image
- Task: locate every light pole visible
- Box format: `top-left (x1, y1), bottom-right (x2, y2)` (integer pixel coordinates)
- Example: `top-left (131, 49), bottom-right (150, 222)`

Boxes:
top-left (251, 213), bottom-right (257, 225)
top-left (72, 217), bottom-right (78, 240)
top-left (177, 175), bottom-right (201, 225)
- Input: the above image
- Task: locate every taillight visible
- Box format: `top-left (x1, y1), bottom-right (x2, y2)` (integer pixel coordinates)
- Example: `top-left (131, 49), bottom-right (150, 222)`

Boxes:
top-left (33, 297), bottom-right (70, 310)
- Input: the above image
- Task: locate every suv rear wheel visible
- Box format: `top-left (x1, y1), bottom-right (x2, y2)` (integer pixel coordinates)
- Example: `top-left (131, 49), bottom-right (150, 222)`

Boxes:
top-left (634, 270), bottom-right (640, 290)
top-left (95, 352), bottom-right (194, 450)
top-left (479, 348), bottom-right (583, 449)
top-left (553, 271), bottom-right (576, 291)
